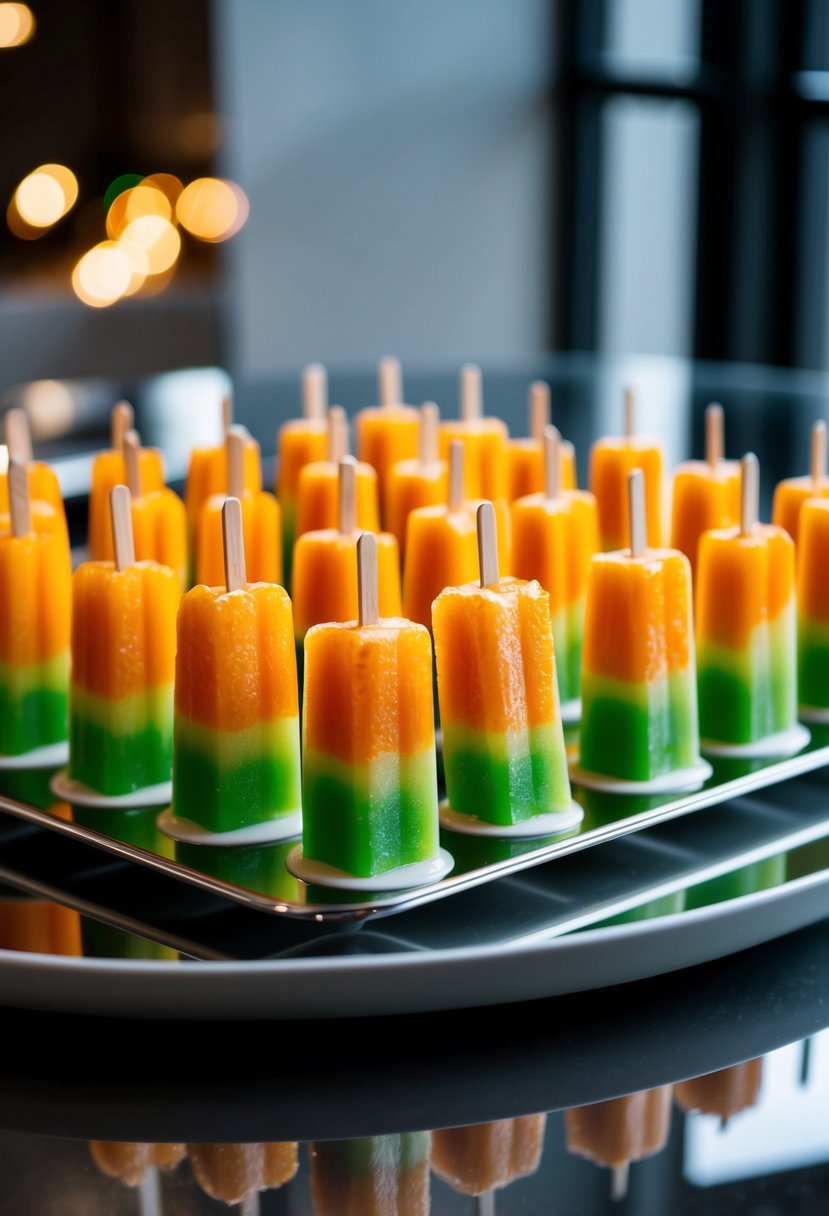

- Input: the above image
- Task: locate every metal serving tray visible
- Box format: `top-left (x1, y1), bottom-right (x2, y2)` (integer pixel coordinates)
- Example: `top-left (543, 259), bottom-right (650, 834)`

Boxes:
top-left (1, 723), bottom-right (828, 925)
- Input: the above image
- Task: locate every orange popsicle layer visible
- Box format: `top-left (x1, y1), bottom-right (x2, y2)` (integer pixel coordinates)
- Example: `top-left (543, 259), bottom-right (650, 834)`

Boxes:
top-left (294, 459), bottom-right (380, 538)
top-left (184, 436), bottom-right (262, 552)
top-left (506, 437), bottom-right (577, 501)
top-left (589, 439), bottom-right (664, 551)
top-left (385, 456), bottom-right (448, 560)
top-left (195, 490), bottom-right (282, 588)
top-left (402, 505), bottom-right (479, 630)
top-left (771, 475), bottom-right (829, 545)
top-left (88, 448), bottom-right (164, 560)
top-left (130, 487), bottom-right (188, 589)
top-left (0, 462), bottom-right (66, 527)
top-left (291, 529), bottom-right (401, 640)
top-left (439, 419), bottom-right (509, 501)
top-left (669, 459), bottom-right (741, 578)
top-left (355, 405), bottom-right (420, 524)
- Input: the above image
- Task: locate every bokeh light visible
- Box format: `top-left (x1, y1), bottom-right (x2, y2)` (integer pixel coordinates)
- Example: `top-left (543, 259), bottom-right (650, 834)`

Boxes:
top-left (106, 182), bottom-right (171, 240)
top-left (0, 3), bottom-right (35, 48)
top-left (23, 381), bottom-right (75, 440)
top-left (120, 214), bottom-right (181, 275)
top-left (103, 173), bottom-right (144, 214)
top-left (13, 164), bottom-right (78, 229)
top-left (144, 173), bottom-right (183, 208)
top-left (72, 242), bottom-right (134, 308)
top-left (176, 177), bottom-right (249, 242)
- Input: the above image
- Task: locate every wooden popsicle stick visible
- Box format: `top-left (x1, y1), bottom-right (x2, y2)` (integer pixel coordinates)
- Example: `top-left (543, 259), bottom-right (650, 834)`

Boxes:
top-left (740, 452), bottom-right (759, 536)
top-left (544, 425), bottom-right (561, 501)
top-left (448, 439), bottom-right (464, 512)
top-left (338, 456), bottom-right (357, 535)
top-left (378, 355), bottom-right (403, 409)
top-left (302, 363), bottom-right (328, 421)
top-left (418, 401), bottom-right (440, 465)
top-left (111, 401), bottom-right (133, 452)
top-left (8, 459), bottom-right (31, 538)
top-left (4, 409), bottom-right (32, 465)
top-left (357, 531), bottom-right (379, 626)
top-left (221, 391), bottom-right (233, 437)
top-left (460, 363), bottom-right (483, 422)
top-left (529, 381), bottom-right (550, 443)
top-left (623, 386), bottom-right (635, 442)
top-left (705, 402), bottom-right (724, 471)
top-left (122, 429), bottom-right (142, 498)
top-left (611, 1163), bottom-right (630, 1202)
top-left (811, 419), bottom-right (827, 489)
top-left (110, 484), bottom-right (135, 571)
top-left (226, 425), bottom-right (247, 499)
top-left (327, 406), bottom-right (348, 463)
top-left (222, 496), bottom-right (246, 592)
top-left (477, 501), bottom-right (500, 587)
top-left (628, 468), bottom-right (647, 557)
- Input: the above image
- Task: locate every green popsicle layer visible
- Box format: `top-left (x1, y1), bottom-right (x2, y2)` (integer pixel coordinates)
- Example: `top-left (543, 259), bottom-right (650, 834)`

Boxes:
top-left (311, 1132), bottom-right (430, 1184)
top-left (697, 611), bottom-right (797, 744)
top-left (302, 748), bottom-right (438, 877)
top-left (0, 654), bottom-right (68, 756)
top-left (69, 686), bottom-right (173, 796)
top-left (579, 668), bottom-right (699, 781)
top-left (441, 722), bottom-right (572, 825)
top-left (173, 715), bottom-right (301, 833)
top-left (798, 618), bottom-right (829, 710)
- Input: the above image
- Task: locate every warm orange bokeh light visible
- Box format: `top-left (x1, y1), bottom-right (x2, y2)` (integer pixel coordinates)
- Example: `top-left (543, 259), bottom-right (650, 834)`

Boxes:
top-left (72, 243), bottom-right (134, 308)
top-left (144, 173), bottom-right (184, 209)
top-left (14, 165), bottom-right (78, 228)
top-left (120, 215), bottom-right (181, 275)
top-left (0, 3), bottom-right (35, 48)
top-left (6, 197), bottom-right (46, 240)
top-left (176, 177), bottom-right (249, 242)
top-left (105, 182), bottom-right (172, 240)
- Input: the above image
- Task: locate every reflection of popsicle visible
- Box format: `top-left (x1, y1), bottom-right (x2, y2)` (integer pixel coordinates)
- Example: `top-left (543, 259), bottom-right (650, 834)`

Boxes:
top-left (771, 419), bottom-right (829, 545)
top-left (431, 1116), bottom-right (546, 1197)
top-left (172, 498), bottom-right (302, 834)
top-left (439, 363), bottom-right (509, 501)
top-left (355, 355), bottom-right (420, 526)
top-left (188, 1143), bottom-right (299, 1204)
top-left (0, 897), bottom-right (81, 954)
top-left (310, 1133), bottom-right (430, 1215)
top-left (88, 401), bottom-right (164, 560)
top-left (432, 502), bottom-right (573, 826)
top-left (589, 386), bottom-right (664, 551)
top-left (0, 462), bottom-right (71, 757)
top-left (696, 453), bottom-right (803, 752)
top-left (796, 496), bottom-right (829, 719)
top-left (69, 485), bottom-right (179, 795)
top-left (276, 362), bottom-right (329, 589)
top-left (669, 403), bottom-right (741, 579)
top-left (385, 402), bottom-right (449, 560)
top-left (577, 469), bottom-right (706, 786)
top-left (195, 425), bottom-right (282, 587)
top-left (122, 428), bottom-right (188, 589)
top-left (675, 1058), bottom-right (763, 1128)
top-left (295, 406), bottom-right (380, 539)
top-left (510, 426), bottom-right (600, 716)
top-left (292, 457), bottom-right (401, 646)
top-left (564, 1086), bottom-right (673, 1201)
top-left (89, 1142), bottom-right (186, 1188)
top-left (1, 408), bottom-right (67, 530)
top-left (402, 440), bottom-right (479, 631)
top-left (184, 392), bottom-right (262, 568)
top-left (299, 532), bottom-right (440, 879)
top-left (506, 381), bottom-right (577, 501)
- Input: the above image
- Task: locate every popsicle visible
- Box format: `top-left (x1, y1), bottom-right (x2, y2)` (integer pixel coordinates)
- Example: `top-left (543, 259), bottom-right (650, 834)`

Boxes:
top-left (87, 401), bottom-right (165, 560)
top-left (431, 1116), bottom-right (546, 1197)
top-left (564, 1086), bottom-right (673, 1201)
top-left (292, 457), bottom-right (402, 648)
top-left (276, 362), bottom-right (329, 589)
top-left (0, 461), bottom-right (71, 759)
top-left (89, 1143), bottom-right (186, 1189)
top-left (510, 426), bottom-right (600, 718)
top-left (184, 391), bottom-right (262, 570)
top-left (188, 1144), bottom-right (299, 1204)
top-left (121, 428), bottom-right (188, 588)
top-left (771, 419), bottom-right (829, 546)
top-left (674, 1059), bottom-right (763, 1128)
top-left (796, 496), bottom-right (829, 719)
top-left (0, 408), bottom-right (67, 531)
top-left (354, 355), bottom-right (420, 526)
top-left (439, 363), bottom-right (509, 501)
top-left (310, 1134), bottom-right (431, 1216)
top-left (577, 468), bottom-right (709, 789)
top-left (696, 453), bottom-right (806, 754)
top-left (195, 425), bottom-right (282, 588)
top-left (169, 497), bottom-right (302, 836)
top-left (295, 531), bottom-right (444, 883)
top-left (432, 501), bottom-right (575, 828)
top-left (68, 485), bottom-right (179, 796)
top-left (295, 406), bottom-right (381, 539)
top-left (669, 402), bottom-right (741, 579)
top-left (506, 380), bottom-right (577, 501)
top-left (589, 386), bottom-right (665, 551)
top-left (385, 401), bottom-right (448, 560)
top-left (0, 897), bottom-right (80, 955)
top-left (402, 440), bottom-right (480, 631)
